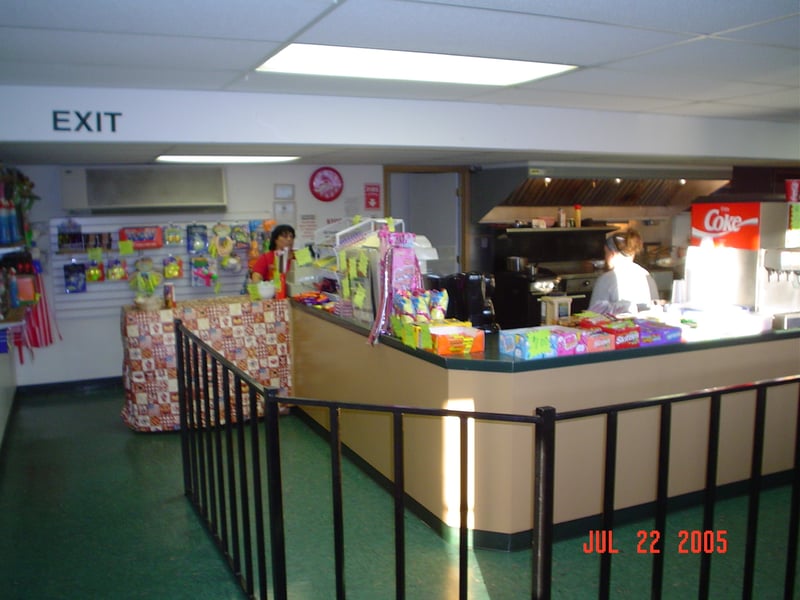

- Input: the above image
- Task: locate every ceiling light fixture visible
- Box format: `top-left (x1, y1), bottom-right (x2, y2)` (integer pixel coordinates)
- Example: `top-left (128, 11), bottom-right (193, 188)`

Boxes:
top-left (257, 43), bottom-right (576, 86)
top-left (156, 155), bottom-right (300, 164)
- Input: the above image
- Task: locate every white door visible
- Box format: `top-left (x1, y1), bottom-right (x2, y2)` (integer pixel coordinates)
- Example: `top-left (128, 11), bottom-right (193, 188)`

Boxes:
top-left (389, 172), bottom-right (461, 276)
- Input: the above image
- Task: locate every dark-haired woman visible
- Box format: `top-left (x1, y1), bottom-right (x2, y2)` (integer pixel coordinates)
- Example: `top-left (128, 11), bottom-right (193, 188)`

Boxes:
top-left (250, 224), bottom-right (295, 283)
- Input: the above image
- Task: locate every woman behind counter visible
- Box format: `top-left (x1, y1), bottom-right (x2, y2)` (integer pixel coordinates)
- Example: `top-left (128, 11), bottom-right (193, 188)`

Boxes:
top-left (589, 228), bottom-right (658, 315)
top-left (250, 224), bottom-right (295, 283)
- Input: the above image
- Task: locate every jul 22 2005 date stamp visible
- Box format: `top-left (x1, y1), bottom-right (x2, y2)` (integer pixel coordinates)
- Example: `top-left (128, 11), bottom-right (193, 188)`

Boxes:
top-left (582, 529), bottom-right (729, 554)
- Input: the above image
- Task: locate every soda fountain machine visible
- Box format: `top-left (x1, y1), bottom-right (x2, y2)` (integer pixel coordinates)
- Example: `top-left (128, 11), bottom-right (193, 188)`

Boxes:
top-left (684, 200), bottom-right (800, 330)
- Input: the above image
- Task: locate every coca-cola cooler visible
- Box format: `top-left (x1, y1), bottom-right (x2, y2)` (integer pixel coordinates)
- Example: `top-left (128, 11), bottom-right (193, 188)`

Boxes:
top-left (685, 200), bottom-right (800, 315)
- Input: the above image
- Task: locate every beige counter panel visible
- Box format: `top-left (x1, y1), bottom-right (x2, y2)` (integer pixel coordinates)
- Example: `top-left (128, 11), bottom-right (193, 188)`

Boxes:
top-left (292, 306), bottom-right (800, 535)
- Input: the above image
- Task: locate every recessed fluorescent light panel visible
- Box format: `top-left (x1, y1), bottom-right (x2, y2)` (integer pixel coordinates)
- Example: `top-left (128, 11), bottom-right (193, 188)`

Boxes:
top-left (156, 155), bottom-right (300, 164)
top-left (257, 44), bottom-right (576, 86)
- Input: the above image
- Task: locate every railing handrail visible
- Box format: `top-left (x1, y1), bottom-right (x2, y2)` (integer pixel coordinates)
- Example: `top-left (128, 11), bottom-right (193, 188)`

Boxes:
top-left (175, 318), bottom-right (800, 600)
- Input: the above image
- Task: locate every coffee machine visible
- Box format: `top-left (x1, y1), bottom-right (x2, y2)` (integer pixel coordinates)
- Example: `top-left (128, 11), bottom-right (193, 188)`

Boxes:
top-left (438, 272), bottom-right (499, 333)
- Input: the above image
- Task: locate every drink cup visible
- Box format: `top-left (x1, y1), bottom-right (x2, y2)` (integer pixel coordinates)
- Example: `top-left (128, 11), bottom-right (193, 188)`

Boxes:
top-left (786, 179), bottom-right (800, 203)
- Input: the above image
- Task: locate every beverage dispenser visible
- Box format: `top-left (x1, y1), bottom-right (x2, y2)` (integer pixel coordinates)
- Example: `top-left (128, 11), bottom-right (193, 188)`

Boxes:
top-left (685, 200), bottom-right (800, 316)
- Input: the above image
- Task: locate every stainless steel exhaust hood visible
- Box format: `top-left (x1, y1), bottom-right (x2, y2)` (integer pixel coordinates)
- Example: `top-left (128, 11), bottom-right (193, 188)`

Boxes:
top-left (500, 177), bottom-right (726, 208)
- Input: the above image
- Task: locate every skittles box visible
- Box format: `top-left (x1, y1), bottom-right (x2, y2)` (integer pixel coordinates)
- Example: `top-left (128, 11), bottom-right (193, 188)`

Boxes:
top-left (599, 319), bottom-right (640, 349)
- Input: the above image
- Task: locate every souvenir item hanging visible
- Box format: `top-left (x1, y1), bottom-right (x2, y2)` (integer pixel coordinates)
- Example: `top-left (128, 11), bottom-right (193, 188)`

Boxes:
top-left (106, 257), bottom-right (128, 281)
top-left (64, 260), bottom-right (87, 294)
top-left (85, 260), bottom-right (105, 283)
top-left (162, 255), bottom-right (183, 279)
top-left (163, 223), bottom-right (185, 247)
top-left (186, 224), bottom-right (208, 254)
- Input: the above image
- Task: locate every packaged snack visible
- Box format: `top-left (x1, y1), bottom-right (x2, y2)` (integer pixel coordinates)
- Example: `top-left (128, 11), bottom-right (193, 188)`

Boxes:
top-left (600, 320), bottom-right (640, 349)
top-left (635, 319), bottom-right (682, 346)
top-left (429, 289), bottom-right (449, 321)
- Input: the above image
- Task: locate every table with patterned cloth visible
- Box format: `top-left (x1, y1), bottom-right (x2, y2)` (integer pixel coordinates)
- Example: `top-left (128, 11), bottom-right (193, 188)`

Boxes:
top-left (120, 296), bottom-right (292, 432)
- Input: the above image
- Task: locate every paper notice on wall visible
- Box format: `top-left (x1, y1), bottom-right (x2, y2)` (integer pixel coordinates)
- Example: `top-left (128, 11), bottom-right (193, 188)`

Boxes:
top-left (298, 214), bottom-right (317, 240)
top-left (344, 197), bottom-right (359, 217)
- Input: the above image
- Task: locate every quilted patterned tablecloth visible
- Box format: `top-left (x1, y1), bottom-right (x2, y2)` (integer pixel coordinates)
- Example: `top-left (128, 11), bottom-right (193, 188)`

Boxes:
top-left (120, 296), bottom-right (292, 432)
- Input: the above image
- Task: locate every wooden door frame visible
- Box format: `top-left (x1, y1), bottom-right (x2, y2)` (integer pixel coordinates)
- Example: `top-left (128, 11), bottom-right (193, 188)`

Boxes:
top-left (383, 165), bottom-right (471, 270)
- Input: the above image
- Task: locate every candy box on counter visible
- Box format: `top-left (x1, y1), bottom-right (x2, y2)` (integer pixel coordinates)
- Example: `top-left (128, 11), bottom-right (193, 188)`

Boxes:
top-left (635, 319), bottom-right (682, 346)
top-left (574, 328), bottom-right (615, 353)
top-left (599, 319), bottom-right (640, 349)
top-left (428, 325), bottom-right (485, 355)
top-left (498, 326), bottom-right (579, 360)
top-left (575, 311), bottom-right (613, 329)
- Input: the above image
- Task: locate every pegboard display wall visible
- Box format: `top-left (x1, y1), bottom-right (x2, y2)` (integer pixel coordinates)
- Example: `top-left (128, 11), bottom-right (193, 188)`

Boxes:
top-left (49, 212), bottom-right (272, 320)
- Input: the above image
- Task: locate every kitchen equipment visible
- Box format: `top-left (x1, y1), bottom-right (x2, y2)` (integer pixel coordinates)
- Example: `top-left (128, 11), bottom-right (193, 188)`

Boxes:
top-left (493, 266), bottom-right (563, 329)
top-left (506, 256), bottom-right (528, 271)
top-left (440, 272), bottom-right (499, 333)
top-left (541, 295), bottom-right (573, 325)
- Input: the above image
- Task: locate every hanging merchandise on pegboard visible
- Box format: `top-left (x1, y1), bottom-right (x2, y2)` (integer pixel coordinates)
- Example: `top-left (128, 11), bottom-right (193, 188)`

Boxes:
top-left (49, 214), bottom-right (278, 320)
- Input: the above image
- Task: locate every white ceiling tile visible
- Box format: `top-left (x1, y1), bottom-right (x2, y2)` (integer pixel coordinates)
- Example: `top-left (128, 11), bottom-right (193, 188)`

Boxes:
top-left (0, 29), bottom-right (277, 71)
top-left (413, 0), bottom-right (799, 35)
top-left (2, 0), bottom-right (335, 40)
top-left (297, 0), bottom-right (693, 65)
top-left (716, 15), bottom-right (800, 49)
top-left (607, 38), bottom-right (800, 86)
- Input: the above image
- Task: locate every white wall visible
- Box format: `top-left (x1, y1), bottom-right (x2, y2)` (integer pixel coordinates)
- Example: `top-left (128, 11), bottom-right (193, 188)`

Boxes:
top-left (14, 164), bottom-right (383, 386)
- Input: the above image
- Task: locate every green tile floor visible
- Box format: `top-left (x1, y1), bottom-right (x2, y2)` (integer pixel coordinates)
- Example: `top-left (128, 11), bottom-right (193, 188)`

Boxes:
top-left (0, 380), bottom-right (796, 599)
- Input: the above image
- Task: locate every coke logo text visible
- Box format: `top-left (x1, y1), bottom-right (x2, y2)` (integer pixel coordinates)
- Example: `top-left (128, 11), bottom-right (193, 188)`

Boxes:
top-left (703, 208), bottom-right (752, 233)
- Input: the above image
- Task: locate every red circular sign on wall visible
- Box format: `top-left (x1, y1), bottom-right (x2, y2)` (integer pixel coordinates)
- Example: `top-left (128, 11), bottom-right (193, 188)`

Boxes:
top-left (309, 167), bottom-right (344, 202)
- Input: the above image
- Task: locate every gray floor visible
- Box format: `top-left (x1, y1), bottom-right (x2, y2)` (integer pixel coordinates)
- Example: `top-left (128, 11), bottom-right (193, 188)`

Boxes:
top-left (0, 379), bottom-right (796, 599)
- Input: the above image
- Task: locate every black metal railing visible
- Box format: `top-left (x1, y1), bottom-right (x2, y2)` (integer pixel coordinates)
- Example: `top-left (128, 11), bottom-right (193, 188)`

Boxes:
top-left (552, 376), bottom-right (800, 600)
top-left (176, 319), bottom-right (800, 600)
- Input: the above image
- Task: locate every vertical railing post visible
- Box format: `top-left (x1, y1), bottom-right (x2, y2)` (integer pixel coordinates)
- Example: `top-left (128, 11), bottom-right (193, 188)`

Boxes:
top-left (785, 383), bottom-right (800, 600)
top-left (742, 386), bottom-right (767, 599)
top-left (699, 392), bottom-right (722, 600)
top-left (329, 406), bottom-right (346, 600)
top-left (175, 320), bottom-right (192, 496)
top-left (264, 388), bottom-right (287, 600)
top-left (392, 410), bottom-right (406, 600)
top-left (458, 415), bottom-right (469, 600)
top-left (532, 406), bottom-right (556, 600)
top-left (651, 402), bottom-right (672, 600)
top-left (599, 411), bottom-right (619, 600)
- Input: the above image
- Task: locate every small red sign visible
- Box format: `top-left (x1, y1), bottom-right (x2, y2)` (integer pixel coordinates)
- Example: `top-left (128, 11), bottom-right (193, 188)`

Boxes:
top-left (690, 202), bottom-right (761, 250)
top-left (364, 183), bottom-right (381, 211)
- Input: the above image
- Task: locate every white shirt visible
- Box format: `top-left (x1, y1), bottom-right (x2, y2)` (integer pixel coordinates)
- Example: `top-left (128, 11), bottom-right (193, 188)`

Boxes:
top-left (589, 260), bottom-right (655, 314)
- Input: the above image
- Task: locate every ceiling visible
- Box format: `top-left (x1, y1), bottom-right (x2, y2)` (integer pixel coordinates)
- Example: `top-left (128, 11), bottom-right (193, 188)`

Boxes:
top-left (1, 0), bottom-right (799, 168)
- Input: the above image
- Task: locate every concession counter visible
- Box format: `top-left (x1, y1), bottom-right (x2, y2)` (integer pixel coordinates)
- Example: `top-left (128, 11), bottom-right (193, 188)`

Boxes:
top-left (291, 303), bottom-right (800, 550)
